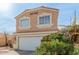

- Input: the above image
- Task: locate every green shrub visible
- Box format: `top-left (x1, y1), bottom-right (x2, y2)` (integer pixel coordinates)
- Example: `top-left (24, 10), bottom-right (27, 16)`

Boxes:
top-left (73, 47), bottom-right (79, 55)
top-left (35, 33), bottom-right (74, 55)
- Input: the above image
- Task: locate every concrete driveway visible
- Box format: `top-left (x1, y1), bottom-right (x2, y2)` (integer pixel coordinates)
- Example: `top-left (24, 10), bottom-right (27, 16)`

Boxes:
top-left (15, 50), bottom-right (35, 55)
top-left (0, 47), bottom-right (35, 55)
top-left (0, 47), bottom-right (19, 55)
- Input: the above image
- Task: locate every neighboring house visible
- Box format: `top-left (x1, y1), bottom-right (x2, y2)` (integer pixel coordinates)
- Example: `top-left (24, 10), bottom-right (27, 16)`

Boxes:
top-left (15, 6), bottom-right (59, 51)
top-left (7, 34), bottom-right (16, 48)
top-left (0, 32), bottom-right (16, 47)
top-left (0, 33), bottom-right (7, 46)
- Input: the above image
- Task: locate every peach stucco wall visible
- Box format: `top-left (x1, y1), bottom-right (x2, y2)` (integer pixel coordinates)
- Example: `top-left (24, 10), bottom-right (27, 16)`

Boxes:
top-left (16, 8), bottom-right (59, 33)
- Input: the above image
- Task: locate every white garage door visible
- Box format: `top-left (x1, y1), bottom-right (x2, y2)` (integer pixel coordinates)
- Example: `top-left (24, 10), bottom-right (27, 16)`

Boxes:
top-left (18, 36), bottom-right (42, 51)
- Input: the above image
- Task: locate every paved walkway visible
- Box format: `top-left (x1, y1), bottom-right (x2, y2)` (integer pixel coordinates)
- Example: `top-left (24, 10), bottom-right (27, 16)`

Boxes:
top-left (0, 47), bottom-right (19, 55)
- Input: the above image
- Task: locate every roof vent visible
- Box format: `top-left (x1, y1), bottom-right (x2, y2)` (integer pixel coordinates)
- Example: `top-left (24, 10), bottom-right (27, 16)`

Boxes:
top-left (40, 5), bottom-right (48, 8)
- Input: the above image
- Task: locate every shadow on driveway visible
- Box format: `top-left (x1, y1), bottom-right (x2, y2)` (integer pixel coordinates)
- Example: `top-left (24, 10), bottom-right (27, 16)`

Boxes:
top-left (15, 50), bottom-right (35, 55)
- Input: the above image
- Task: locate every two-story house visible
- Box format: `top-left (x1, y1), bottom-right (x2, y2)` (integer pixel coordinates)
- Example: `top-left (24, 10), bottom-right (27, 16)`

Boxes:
top-left (15, 6), bottom-right (59, 51)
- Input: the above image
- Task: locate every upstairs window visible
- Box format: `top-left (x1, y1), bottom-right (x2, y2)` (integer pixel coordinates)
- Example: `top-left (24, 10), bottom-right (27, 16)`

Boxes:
top-left (38, 14), bottom-right (51, 25)
top-left (20, 17), bottom-right (30, 28)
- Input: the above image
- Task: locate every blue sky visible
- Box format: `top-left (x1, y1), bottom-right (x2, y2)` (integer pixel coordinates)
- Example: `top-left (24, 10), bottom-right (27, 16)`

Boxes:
top-left (0, 3), bottom-right (79, 33)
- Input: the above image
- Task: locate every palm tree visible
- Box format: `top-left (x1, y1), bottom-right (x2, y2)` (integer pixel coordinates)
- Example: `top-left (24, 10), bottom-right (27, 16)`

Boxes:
top-left (4, 32), bottom-right (8, 46)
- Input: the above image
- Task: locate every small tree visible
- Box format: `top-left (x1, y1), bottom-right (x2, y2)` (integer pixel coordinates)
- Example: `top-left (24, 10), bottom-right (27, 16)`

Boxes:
top-left (4, 32), bottom-right (8, 46)
top-left (35, 33), bottom-right (74, 55)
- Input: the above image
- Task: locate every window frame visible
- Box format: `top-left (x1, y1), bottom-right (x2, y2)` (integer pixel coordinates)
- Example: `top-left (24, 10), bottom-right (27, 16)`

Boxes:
top-left (19, 16), bottom-right (30, 29)
top-left (37, 13), bottom-right (53, 28)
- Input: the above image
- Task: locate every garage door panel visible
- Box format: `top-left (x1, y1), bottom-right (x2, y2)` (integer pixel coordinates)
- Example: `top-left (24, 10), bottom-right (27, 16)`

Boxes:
top-left (19, 36), bottom-right (42, 51)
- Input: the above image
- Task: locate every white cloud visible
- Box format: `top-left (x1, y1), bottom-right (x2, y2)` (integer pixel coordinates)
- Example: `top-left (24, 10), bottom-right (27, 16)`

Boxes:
top-left (76, 21), bottom-right (79, 25)
top-left (58, 26), bottom-right (66, 30)
top-left (0, 3), bottom-right (13, 12)
top-left (0, 0), bottom-right (27, 3)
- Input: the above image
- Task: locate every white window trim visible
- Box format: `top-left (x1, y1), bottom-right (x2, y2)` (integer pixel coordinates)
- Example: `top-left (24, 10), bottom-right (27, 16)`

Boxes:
top-left (19, 16), bottom-right (30, 29)
top-left (37, 13), bottom-right (53, 28)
